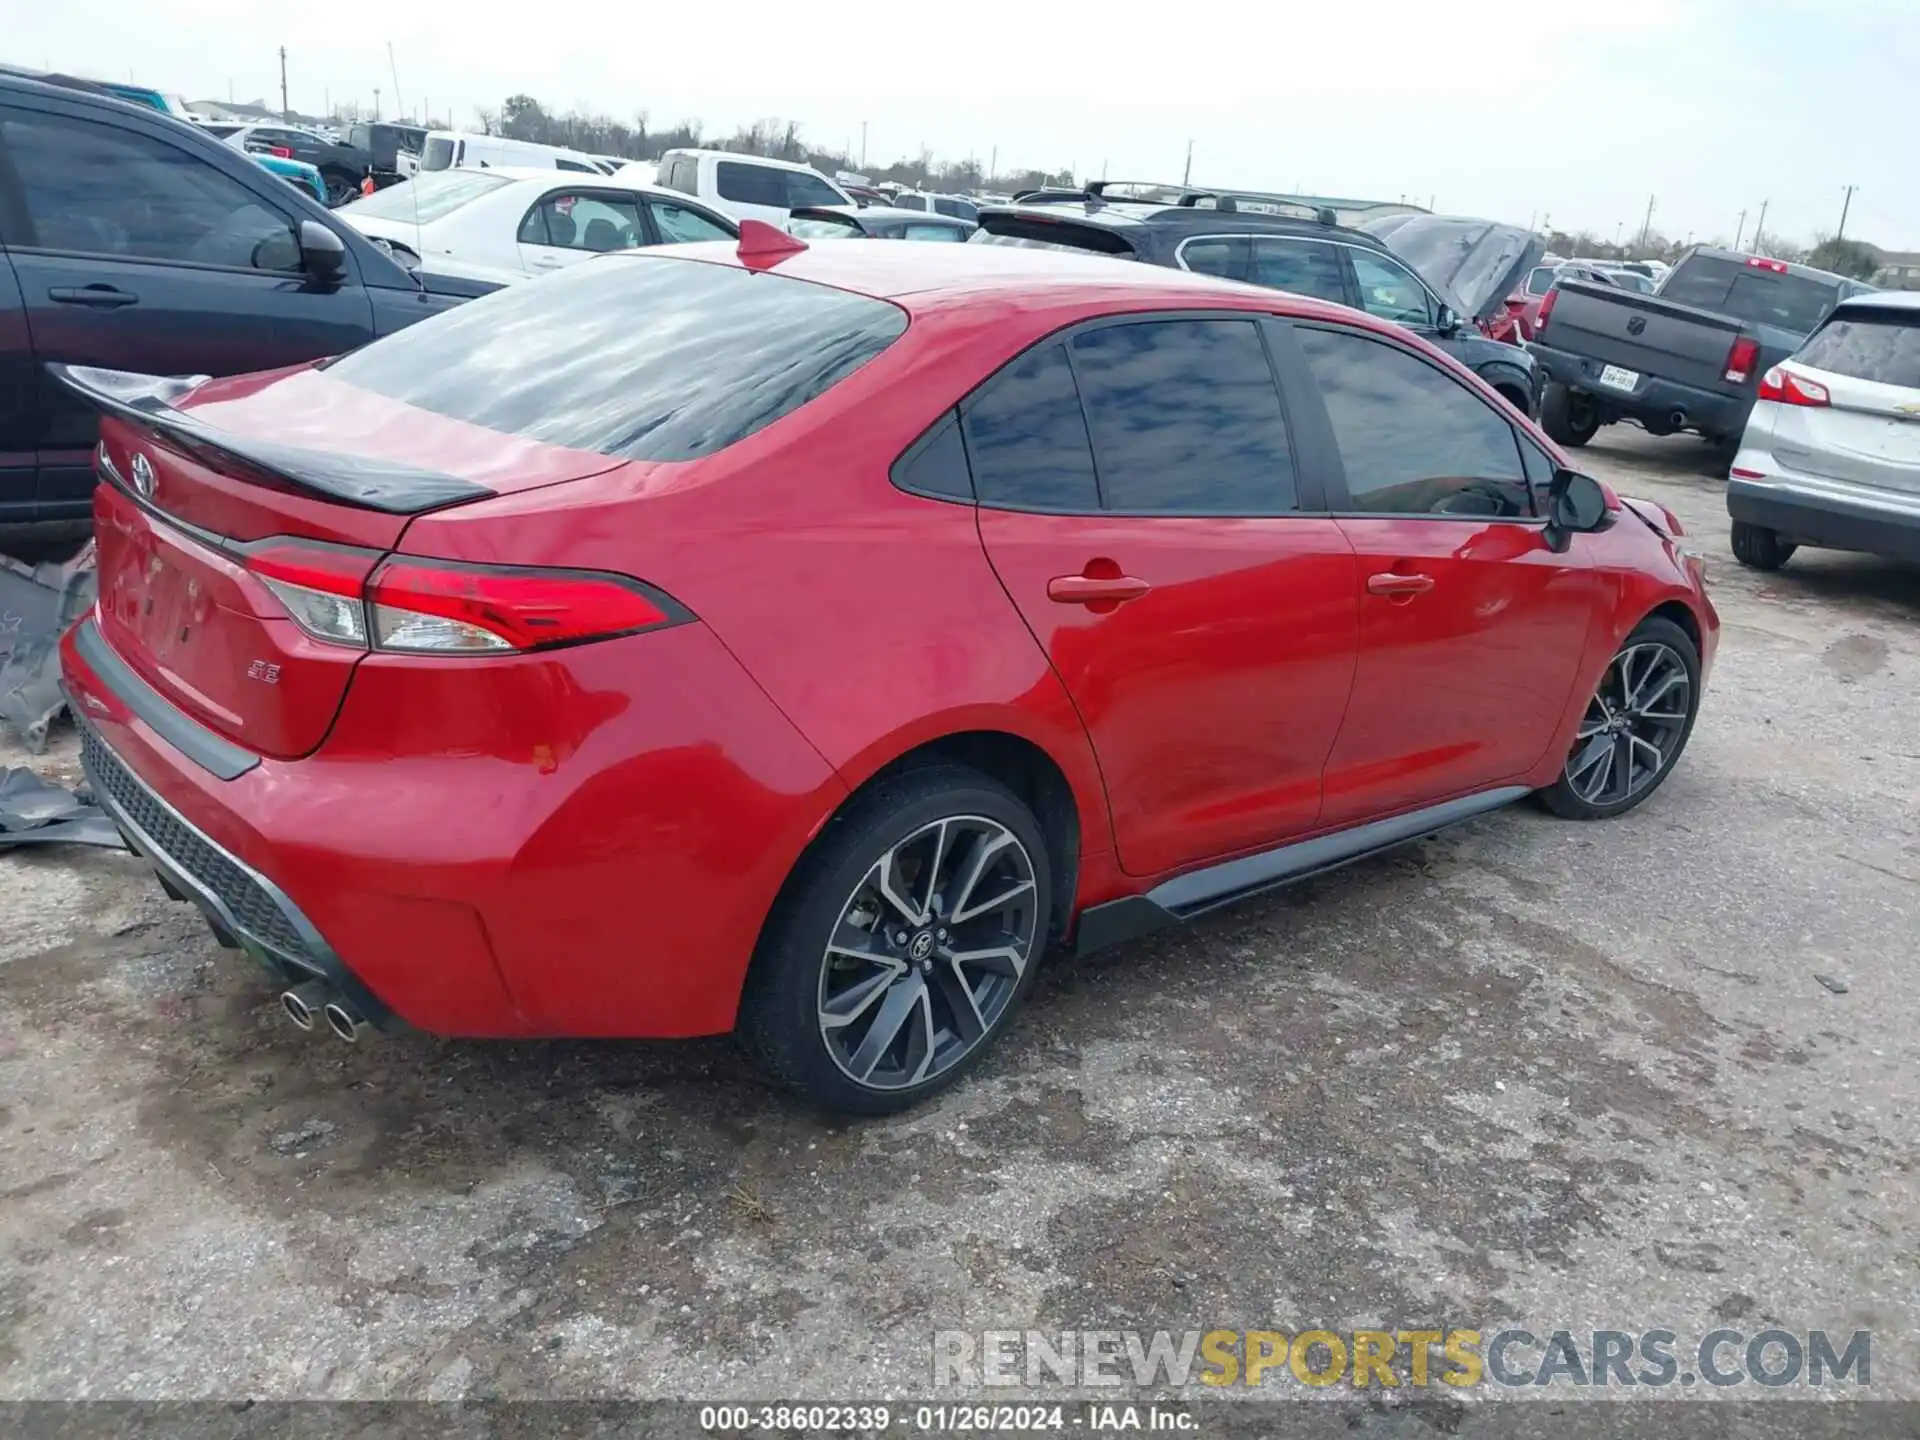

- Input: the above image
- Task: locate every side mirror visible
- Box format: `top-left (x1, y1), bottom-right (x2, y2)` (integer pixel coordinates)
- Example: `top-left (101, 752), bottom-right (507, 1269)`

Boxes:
top-left (1435, 303), bottom-right (1461, 336)
top-left (298, 220), bottom-right (347, 285)
top-left (1543, 469), bottom-right (1610, 553)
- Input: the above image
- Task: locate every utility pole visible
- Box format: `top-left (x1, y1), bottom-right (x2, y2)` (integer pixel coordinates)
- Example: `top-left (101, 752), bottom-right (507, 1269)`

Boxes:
top-left (1837, 184), bottom-right (1858, 240)
top-left (1613, 220), bottom-right (1624, 246)
top-left (988, 145), bottom-right (996, 182)
top-left (1733, 208), bottom-right (1747, 250)
top-left (860, 120), bottom-right (868, 170)
top-left (373, 86), bottom-right (381, 121)
top-left (1637, 193), bottom-right (1656, 251)
top-left (1182, 138), bottom-right (1193, 187)
top-left (1752, 198), bottom-right (1769, 254)
top-left (278, 46), bottom-right (289, 120)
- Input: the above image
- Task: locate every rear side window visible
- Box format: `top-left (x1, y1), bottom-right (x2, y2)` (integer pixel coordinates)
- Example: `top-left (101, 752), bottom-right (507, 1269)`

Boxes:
top-left (1070, 320), bottom-right (1296, 512)
top-left (648, 200), bottom-right (734, 243)
top-left (788, 214), bottom-right (865, 239)
top-left (1298, 327), bottom-right (1530, 518)
top-left (327, 257), bottom-right (907, 462)
top-left (960, 343), bottom-right (1099, 510)
top-left (892, 413), bottom-right (973, 500)
top-left (1794, 313), bottom-right (1920, 387)
top-left (716, 161), bottom-right (789, 208)
top-left (1179, 236), bottom-right (1248, 280)
top-left (1249, 238), bottom-right (1347, 304)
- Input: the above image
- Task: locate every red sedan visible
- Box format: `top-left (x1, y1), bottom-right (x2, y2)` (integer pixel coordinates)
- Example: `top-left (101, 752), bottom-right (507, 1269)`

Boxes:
top-left (56, 226), bottom-right (1716, 1113)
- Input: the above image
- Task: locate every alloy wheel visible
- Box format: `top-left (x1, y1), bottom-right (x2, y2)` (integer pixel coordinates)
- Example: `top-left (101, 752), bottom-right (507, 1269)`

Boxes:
top-left (1563, 642), bottom-right (1692, 806)
top-left (817, 815), bottom-right (1038, 1092)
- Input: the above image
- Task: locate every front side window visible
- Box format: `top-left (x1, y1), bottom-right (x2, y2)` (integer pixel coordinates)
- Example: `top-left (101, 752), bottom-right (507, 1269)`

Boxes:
top-left (1, 110), bottom-right (298, 272)
top-left (1249, 237), bottom-right (1347, 304)
top-left (1297, 327), bottom-right (1529, 518)
top-left (1525, 266), bottom-right (1557, 296)
top-left (518, 193), bottom-right (641, 251)
top-left (715, 161), bottom-right (790, 208)
top-left (1349, 249), bottom-right (1434, 327)
top-left (326, 256), bottom-right (907, 462)
top-left (648, 201), bottom-right (734, 243)
top-left (960, 343), bottom-right (1099, 511)
top-left (1070, 320), bottom-right (1296, 513)
top-left (784, 171), bottom-right (846, 209)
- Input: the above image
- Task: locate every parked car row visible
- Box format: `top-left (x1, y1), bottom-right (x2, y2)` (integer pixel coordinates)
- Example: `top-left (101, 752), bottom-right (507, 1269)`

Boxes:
top-left (968, 186), bottom-right (1546, 416)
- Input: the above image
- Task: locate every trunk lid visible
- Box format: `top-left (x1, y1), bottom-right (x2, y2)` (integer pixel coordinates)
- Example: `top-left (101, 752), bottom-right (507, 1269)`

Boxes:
top-left (1355, 213), bottom-right (1543, 323)
top-left (62, 364), bottom-right (625, 759)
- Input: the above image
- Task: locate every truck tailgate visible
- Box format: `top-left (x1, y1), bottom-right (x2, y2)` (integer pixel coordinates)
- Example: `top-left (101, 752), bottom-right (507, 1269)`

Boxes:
top-left (1543, 281), bottom-right (1743, 395)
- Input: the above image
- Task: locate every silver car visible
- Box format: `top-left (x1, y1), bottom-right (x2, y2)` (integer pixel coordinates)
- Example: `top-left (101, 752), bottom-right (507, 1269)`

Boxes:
top-left (1727, 289), bottom-right (1920, 569)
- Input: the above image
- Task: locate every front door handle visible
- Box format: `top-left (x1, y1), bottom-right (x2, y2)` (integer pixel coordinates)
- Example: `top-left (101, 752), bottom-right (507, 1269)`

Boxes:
top-left (49, 285), bottom-right (139, 308)
top-left (1366, 571), bottom-right (1435, 597)
top-left (1047, 573), bottom-right (1151, 606)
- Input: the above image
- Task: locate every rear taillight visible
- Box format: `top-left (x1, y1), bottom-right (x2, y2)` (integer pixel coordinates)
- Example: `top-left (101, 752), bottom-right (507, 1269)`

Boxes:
top-left (269, 145), bottom-right (294, 158)
top-left (1756, 365), bottom-right (1830, 408)
top-left (367, 559), bottom-right (673, 653)
top-left (1535, 287), bottom-right (1560, 332)
top-left (242, 542), bottom-right (683, 654)
top-left (1723, 336), bottom-right (1761, 384)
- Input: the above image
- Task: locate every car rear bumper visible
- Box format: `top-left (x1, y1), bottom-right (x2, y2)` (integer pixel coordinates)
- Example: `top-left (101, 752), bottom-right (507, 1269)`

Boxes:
top-left (1527, 342), bottom-right (1752, 435)
top-left (1727, 469), bottom-right (1920, 563)
top-left (72, 709), bottom-right (406, 1031)
top-left (59, 613), bottom-right (847, 1039)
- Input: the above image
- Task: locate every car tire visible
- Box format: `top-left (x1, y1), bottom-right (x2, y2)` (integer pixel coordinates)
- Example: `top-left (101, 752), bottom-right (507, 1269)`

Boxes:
top-left (1540, 383), bottom-right (1601, 447)
top-left (1537, 615), bottom-right (1701, 821)
top-left (736, 764), bottom-right (1052, 1115)
top-left (1730, 520), bottom-right (1796, 571)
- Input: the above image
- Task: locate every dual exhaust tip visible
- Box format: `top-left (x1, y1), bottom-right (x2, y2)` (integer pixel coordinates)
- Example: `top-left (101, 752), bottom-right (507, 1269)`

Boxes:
top-left (280, 980), bottom-right (369, 1043)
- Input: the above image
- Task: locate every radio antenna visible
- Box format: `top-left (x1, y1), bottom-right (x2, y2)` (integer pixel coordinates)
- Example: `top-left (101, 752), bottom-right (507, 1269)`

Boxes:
top-left (387, 41), bottom-right (424, 273)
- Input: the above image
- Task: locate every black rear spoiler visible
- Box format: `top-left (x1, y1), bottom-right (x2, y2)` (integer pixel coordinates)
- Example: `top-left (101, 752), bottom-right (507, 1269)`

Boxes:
top-left (48, 364), bottom-right (493, 515)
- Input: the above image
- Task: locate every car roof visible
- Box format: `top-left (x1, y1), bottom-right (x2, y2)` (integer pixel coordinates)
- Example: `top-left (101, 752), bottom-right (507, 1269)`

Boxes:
top-left (660, 147), bottom-right (835, 176)
top-left (606, 234), bottom-right (1397, 335)
top-left (1684, 245), bottom-right (1852, 287)
top-left (800, 205), bottom-right (972, 225)
top-left (1831, 289), bottom-right (1918, 315)
top-left (476, 167), bottom-right (683, 199)
top-left (978, 197), bottom-right (1386, 247)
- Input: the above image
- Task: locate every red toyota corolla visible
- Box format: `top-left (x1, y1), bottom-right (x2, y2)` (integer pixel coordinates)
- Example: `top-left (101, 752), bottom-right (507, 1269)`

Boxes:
top-left (57, 226), bottom-right (1716, 1113)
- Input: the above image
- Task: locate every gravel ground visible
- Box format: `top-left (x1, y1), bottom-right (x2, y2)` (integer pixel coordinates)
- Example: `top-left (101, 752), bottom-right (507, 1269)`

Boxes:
top-left (2, 430), bottom-right (1916, 1421)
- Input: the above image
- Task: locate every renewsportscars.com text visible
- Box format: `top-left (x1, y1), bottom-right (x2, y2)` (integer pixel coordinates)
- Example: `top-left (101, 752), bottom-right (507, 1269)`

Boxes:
top-left (933, 1327), bottom-right (1872, 1389)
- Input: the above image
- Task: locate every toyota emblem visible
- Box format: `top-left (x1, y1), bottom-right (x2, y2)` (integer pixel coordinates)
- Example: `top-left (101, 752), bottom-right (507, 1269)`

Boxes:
top-left (1626, 316), bottom-right (1647, 337)
top-left (130, 452), bottom-right (156, 499)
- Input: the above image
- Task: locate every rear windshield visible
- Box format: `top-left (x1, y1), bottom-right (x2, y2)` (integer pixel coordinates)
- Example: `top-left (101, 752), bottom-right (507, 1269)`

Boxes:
top-left (348, 170), bottom-right (513, 222)
top-left (1661, 257), bottom-right (1840, 333)
top-left (421, 136), bottom-right (456, 171)
top-left (788, 214), bottom-right (865, 239)
top-left (970, 220), bottom-right (1135, 257)
top-left (326, 257), bottom-right (907, 462)
top-left (1795, 312), bottom-right (1920, 389)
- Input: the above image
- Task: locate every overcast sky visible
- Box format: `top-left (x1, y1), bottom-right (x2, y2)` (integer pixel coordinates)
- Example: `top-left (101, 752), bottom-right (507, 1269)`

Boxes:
top-left (11, 0), bottom-right (1916, 250)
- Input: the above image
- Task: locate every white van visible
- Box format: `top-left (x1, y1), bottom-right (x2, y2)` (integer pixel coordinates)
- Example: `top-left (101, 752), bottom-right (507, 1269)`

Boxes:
top-left (654, 148), bottom-right (852, 226)
top-left (418, 131), bottom-right (603, 175)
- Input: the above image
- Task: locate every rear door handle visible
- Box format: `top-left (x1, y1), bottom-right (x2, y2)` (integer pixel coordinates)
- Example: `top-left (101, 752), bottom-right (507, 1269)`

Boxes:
top-left (1366, 571), bottom-right (1435, 597)
top-left (1047, 573), bottom-right (1151, 606)
top-left (48, 285), bottom-right (138, 309)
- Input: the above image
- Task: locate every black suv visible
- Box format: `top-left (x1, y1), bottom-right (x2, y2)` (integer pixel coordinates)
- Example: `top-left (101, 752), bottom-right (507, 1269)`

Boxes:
top-left (973, 187), bottom-right (1544, 417)
top-left (0, 69), bottom-right (497, 541)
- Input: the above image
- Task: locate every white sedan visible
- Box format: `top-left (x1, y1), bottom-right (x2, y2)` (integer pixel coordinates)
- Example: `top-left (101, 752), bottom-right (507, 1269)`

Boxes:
top-left (335, 167), bottom-right (737, 278)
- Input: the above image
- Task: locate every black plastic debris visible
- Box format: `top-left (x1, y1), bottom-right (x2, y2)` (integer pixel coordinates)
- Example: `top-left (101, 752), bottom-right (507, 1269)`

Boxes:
top-left (0, 542), bottom-right (97, 752)
top-left (0, 766), bottom-right (126, 850)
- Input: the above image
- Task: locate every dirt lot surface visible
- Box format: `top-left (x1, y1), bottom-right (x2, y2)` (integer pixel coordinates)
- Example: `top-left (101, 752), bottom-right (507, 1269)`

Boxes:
top-left (2, 431), bottom-right (1916, 1422)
